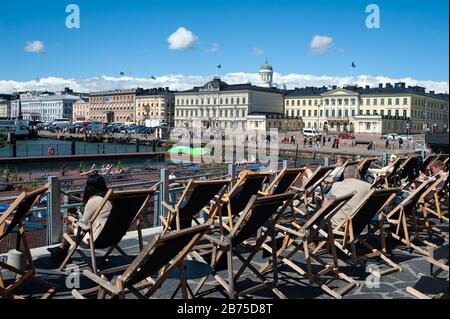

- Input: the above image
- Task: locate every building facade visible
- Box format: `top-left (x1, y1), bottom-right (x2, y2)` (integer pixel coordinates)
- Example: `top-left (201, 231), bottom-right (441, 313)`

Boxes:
top-left (284, 82), bottom-right (449, 135)
top-left (174, 77), bottom-right (285, 130)
top-left (72, 97), bottom-right (90, 122)
top-left (135, 88), bottom-right (175, 127)
top-left (10, 94), bottom-right (79, 122)
top-left (88, 88), bottom-right (147, 123)
top-left (0, 98), bottom-right (11, 119)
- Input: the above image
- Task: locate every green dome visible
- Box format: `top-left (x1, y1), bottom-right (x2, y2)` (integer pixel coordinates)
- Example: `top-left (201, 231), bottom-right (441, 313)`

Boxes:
top-left (260, 59), bottom-right (273, 71)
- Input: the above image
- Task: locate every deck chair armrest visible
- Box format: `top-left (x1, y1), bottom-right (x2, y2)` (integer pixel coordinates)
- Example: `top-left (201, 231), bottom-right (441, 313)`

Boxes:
top-left (203, 234), bottom-right (229, 248)
top-left (76, 221), bottom-right (91, 232)
top-left (275, 224), bottom-right (304, 237)
top-left (161, 201), bottom-right (176, 213)
top-left (406, 286), bottom-right (432, 299)
top-left (83, 270), bottom-right (121, 295)
top-left (291, 186), bottom-right (303, 192)
top-left (71, 289), bottom-right (87, 299)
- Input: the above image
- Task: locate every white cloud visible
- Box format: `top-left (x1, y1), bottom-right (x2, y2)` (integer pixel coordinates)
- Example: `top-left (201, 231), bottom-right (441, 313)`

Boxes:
top-left (310, 35), bottom-right (333, 54)
top-left (206, 43), bottom-right (220, 53)
top-left (252, 48), bottom-right (265, 56)
top-left (24, 40), bottom-right (45, 54)
top-left (0, 73), bottom-right (448, 94)
top-left (167, 27), bottom-right (199, 50)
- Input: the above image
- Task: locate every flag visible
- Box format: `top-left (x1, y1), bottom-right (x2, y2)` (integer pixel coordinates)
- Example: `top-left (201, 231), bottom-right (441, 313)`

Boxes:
top-left (119, 72), bottom-right (125, 76)
top-left (150, 76), bottom-right (156, 80)
top-left (351, 62), bottom-right (356, 68)
top-left (216, 64), bottom-right (222, 69)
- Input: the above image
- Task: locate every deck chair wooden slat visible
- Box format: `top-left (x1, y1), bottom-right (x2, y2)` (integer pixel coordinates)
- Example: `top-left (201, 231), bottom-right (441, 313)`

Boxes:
top-left (261, 192), bottom-right (358, 299)
top-left (58, 185), bottom-right (158, 274)
top-left (260, 167), bottom-right (306, 196)
top-left (72, 221), bottom-right (213, 299)
top-left (162, 179), bottom-right (230, 233)
top-left (384, 177), bottom-right (443, 256)
top-left (0, 185), bottom-right (56, 299)
top-left (193, 193), bottom-right (295, 299)
top-left (221, 172), bottom-right (270, 229)
top-left (332, 188), bottom-right (402, 277)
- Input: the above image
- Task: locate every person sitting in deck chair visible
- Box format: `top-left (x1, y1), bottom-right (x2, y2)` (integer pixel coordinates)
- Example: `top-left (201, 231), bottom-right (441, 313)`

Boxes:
top-left (368, 154), bottom-right (398, 180)
top-left (410, 160), bottom-right (445, 190)
top-left (47, 173), bottom-right (112, 260)
top-left (324, 166), bottom-right (371, 226)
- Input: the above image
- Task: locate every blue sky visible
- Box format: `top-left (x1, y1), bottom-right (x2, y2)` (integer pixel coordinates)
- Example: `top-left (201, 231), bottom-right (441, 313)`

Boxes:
top-left (0, 0), bottom-right (448, 87)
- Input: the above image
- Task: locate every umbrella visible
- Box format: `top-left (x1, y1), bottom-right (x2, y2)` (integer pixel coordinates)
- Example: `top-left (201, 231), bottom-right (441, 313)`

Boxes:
top-left (185, 148), bottom-right (211, 156)
top-left (168, 146), bottom-right (190, 155)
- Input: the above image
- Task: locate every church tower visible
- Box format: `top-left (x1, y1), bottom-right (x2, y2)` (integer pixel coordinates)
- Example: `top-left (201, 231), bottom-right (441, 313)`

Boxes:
top-left (259, 58), bottom-right (273, 88)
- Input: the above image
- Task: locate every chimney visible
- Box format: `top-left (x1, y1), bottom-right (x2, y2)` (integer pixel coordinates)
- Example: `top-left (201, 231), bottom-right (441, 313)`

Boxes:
top-left (378, 83), bottom-right (383, 89)
top-left (429, 91), bottom-right (435, 95)
top-left (332, 85), bottom-right (337, 89)
top-left (365, 85), bottom-right (370, 89)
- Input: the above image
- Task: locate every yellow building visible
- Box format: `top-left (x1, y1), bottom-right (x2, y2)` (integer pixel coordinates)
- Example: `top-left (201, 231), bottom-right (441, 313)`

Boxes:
top-left (135, 88), bottom-right (175, 127)
top-left (72, 97), bottom-right (89, 122)
top-left (284, 82), bottom-right (449, 135)
top-left (88, 89), bottom-right (144, 124)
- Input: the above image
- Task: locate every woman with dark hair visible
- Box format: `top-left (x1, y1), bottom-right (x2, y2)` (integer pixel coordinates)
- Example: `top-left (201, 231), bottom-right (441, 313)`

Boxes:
top-left (47, 173), bottom-right (112, 260)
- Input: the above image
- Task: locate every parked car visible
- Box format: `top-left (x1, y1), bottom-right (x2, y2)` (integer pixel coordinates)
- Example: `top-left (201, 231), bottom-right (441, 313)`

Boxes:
top-left (302, 128), bottom-right (321, 137)
top-left (337, 133), bottom-right (355, 139)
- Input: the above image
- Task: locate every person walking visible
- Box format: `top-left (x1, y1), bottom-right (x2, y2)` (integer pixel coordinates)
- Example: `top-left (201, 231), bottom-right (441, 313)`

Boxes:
top-left (303, 137), bottom-right (307, 148)
top-left (335, 136), bottom-right (340, 149)
top-left (322, 136), bottom-right (326, 147)
top-left (398, 137), bottom-right (404, 149)
top-left (332, 136), bottom-right (336, 149)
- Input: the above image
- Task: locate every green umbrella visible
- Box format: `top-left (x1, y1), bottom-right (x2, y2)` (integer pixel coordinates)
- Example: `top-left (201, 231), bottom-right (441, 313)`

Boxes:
top-left (185, 148), bottom-right (211, 156)
top-left (168, 146), bottom-right (190, 155)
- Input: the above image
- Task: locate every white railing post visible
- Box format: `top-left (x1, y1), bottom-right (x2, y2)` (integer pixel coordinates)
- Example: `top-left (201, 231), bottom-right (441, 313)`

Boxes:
top-left (47, 176), bottom-right (62, 245)
top-left (157, 168), bottom-right (169, 226)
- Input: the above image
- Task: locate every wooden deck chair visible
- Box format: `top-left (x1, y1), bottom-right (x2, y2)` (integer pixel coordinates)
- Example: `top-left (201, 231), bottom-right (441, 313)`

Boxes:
top-left (0, 185), bottom-right (56, 299)
top-left (221, 172), bottom-right (271, 230)
top-left (192, 193), bottom-right (295, 299)
top-left (59, 186), bottom-right (157, 274)
top-left (424, 154), bottom-right (448, 171)
top-left (332, 188), bottom-right (402, 277)
top-left (259, 167), bottom-right (306, 196)
top-left (356, 157), bottom-right (378, 179)
top-left (396, 156), bottom-right (422, 187)
top-left (420, 173), bottom-right (449, 223)
top-left (292, 166), bottom-right (334, 215)
top-left (406, 275), bottom-right (449, 299)
top-left (161, 179), bottom-right (230, 233)
top-left (260, 193), bottom-right (358, 299)
top-left (371, 157), bottom-right (407, 189)
top-left (71, 221), bottom-right (213, 299)
top-left (383, 178), bottom-right (437, 257)
top-left (427, 244), bottom-right (449, 278)
top-left (423, 154), bottom-right (440, 170)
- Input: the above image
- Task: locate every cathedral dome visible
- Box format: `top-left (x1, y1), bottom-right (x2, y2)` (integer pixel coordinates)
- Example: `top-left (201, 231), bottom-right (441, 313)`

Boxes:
top-left (260, 59), bottom-right (273, 71)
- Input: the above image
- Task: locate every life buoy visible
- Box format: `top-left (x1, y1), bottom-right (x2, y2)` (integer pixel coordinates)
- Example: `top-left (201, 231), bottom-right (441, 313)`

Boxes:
top-left (48, 147), bottom-right (55, 155)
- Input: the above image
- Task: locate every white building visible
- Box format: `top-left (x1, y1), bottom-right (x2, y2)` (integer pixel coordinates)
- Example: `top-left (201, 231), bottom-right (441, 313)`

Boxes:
top-left (10, 95), bottom-right (80, 122)
top-left (259, 59), bottom-right (274, 88)
top-left (174, 77), bottom-right (285, 130)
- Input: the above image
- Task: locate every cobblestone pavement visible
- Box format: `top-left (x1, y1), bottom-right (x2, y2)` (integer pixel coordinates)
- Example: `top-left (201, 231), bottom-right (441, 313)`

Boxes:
top-left (2, 226), bottom-right (447, 299)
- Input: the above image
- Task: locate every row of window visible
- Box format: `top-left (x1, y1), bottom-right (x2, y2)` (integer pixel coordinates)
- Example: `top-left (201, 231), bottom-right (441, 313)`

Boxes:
top-left (176, 109), bottom-right (247, 118)
top-left (176, 97), bottom-right (247, 106)
top-left (91, 95), bottom-right (134, 103)
top-left (90, 106), bottom-right (133, 111)
top-left (285, 109), bottom-right (410, 118)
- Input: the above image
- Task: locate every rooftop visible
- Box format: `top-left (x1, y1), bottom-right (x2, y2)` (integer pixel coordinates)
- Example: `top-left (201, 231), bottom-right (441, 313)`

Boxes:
top-left (178, 77), bottom-right (285, 94)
